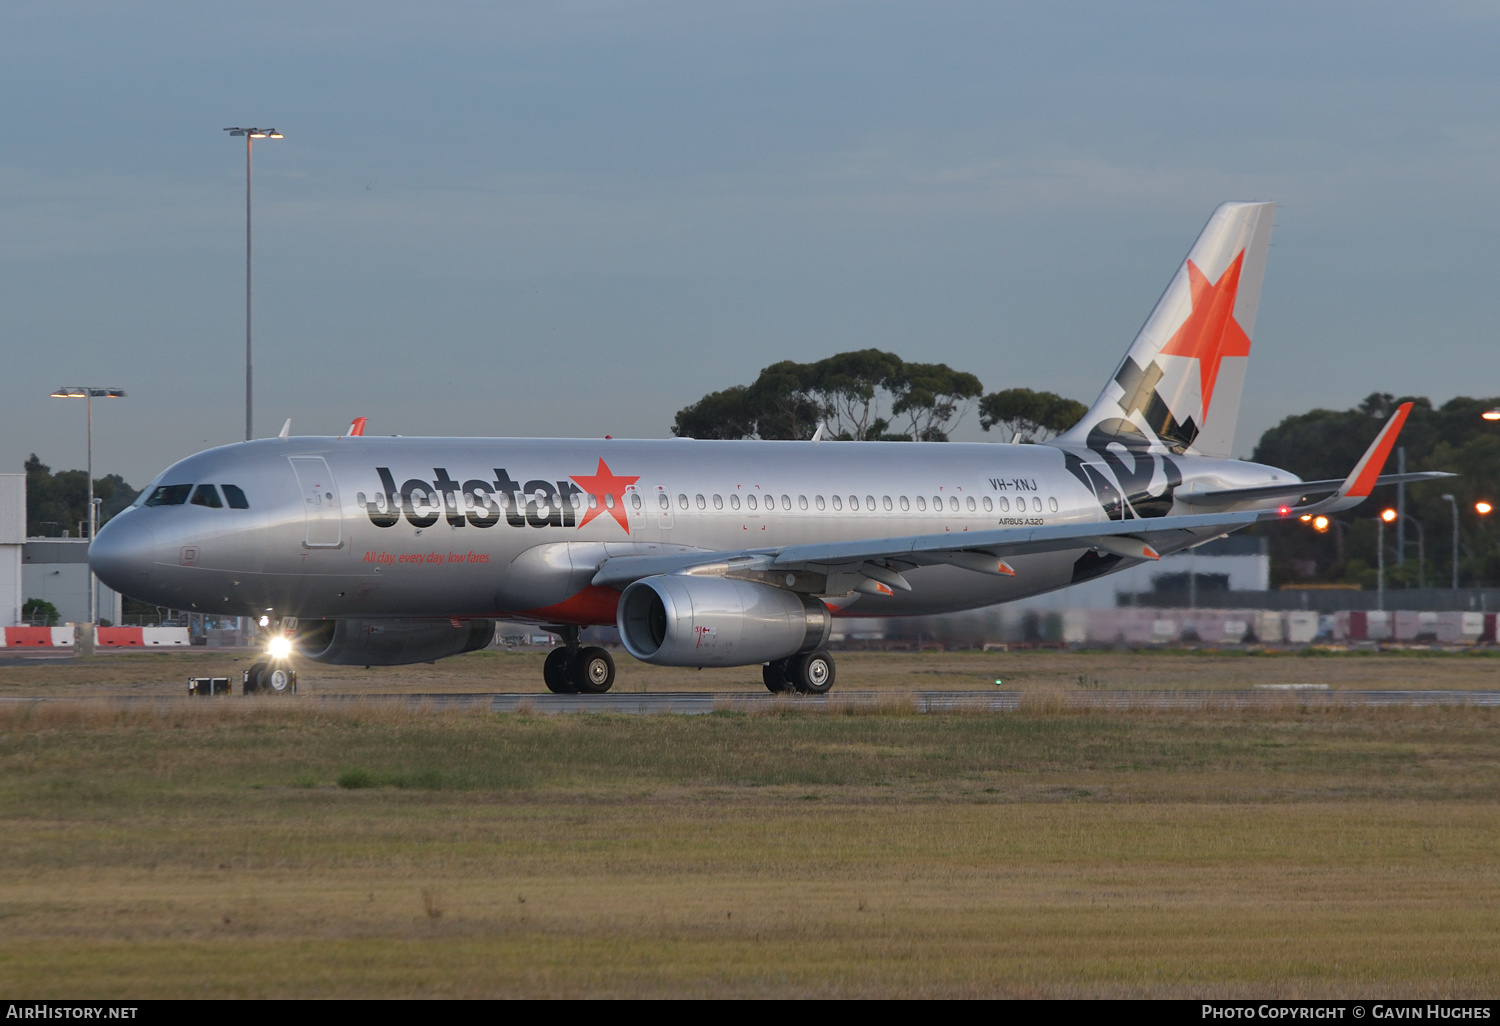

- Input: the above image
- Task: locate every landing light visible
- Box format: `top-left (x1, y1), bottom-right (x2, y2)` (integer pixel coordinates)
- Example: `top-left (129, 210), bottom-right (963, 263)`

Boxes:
top-left (1482, 409), bottom-right (1500, 421)
top-left (1381, 508), bottom-right (1398, 523)
top-left (258, 615), bottom-right (270, 627)
top-left (1313, 516), bottom-right (1330, 532)
top-left (267, 635), bottom-right (293, 660)
top-left (1478, 501), bottom-right (1494, 516)
top-left (1300, 514), bottom-right (1312, 522)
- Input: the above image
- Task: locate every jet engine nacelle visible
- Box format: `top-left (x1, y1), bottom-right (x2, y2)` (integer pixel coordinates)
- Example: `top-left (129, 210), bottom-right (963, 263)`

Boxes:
top-left (292, 618), bottom-right (496, 666)
top-left (617, 576), bottom-right (831, 667)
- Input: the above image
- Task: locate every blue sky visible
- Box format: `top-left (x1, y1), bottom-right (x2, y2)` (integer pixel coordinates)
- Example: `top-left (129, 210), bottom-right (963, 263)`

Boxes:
top-left (4, 2), bottom-right (1498, 485)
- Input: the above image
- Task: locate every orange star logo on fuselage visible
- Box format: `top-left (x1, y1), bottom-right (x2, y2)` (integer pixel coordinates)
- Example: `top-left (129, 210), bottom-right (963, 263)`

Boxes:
top-left (570, 459), bottom-right (641, 532)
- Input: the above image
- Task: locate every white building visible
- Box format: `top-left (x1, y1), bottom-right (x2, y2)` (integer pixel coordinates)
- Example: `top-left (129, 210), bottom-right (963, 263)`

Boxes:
top-left (22, 539), bottom-right (124, 626)
top-left (0, 475), bottom-right (22, 627)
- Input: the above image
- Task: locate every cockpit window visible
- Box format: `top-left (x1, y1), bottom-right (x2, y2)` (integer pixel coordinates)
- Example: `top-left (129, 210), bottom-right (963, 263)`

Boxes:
top-left (221, 484), bottom-right (250, 509)
top-left (190, 484), bottom-right (223, 508)
top-left (144, 484), bottom-right (192, 506)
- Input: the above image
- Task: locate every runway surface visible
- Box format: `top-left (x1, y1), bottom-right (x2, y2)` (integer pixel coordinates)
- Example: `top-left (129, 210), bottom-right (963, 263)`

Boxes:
top-left (9, 689), bottom-right (1499, 713)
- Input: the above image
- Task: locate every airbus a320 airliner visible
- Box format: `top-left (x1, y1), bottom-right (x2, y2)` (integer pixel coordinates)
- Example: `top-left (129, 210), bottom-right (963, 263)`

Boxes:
top-left (91, 202), bottom-right (1445, 694)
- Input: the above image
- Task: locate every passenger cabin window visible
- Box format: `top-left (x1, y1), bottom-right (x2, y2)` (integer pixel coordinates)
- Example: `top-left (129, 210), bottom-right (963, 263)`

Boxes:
top-left (747, 494), bottom-right (758, 510)
top-left (949, 496), bottom-right (959, 512)
top-left (832, 495), bottom-right (842, 511)
top-left (658, 493), bottom-right (670, 511)
top-left (221, 484), bottom-right (250, 509)
top-left (815, 495), bottom-right (825, 511)
top-left (798, 495), bottom-right (808, 511)
top-left (1032, 496), bottom-right (1043, 512)
top-left (730, 494), bottom-right (741, 510)
top-left (882, 496), bottom-right (893, 511)
top-left (932, 495), bottom-right (942, 509)
top-left (713, 494), bottom-right (723, 510)
top-left (190, 484), bottom-right (223, 508)
top-left (916, 496), bottom-right (926, 511)
top-left (999, 497), bottom-right (1010, 512)
top-left (865, 496), bottom-right (875, 511)
top-left (899, 496), bottom-right (910, 511)
top-left (696, 494), bottom-right (706, 510)
top-left (631, 493), bottom-right (642, 510)
top-left (145, 484), bottom-right (192, 506)
top-left (781, 494), bottom-right (791, 509)
top-left (966, 496), bottom-right (976, 512)
top-left (678, 494), bottom-right (689, 510)
top-left (1048, 496), bottom-right (1059, 512)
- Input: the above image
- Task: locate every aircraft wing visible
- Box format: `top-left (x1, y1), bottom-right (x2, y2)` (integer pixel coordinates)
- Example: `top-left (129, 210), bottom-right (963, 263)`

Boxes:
top-left (1184, 471), bottom-right (1452, 507)
top-left (592, 508), bottom-right (1264, 589)
top-left (593, 402), bottom-right (1423, 592)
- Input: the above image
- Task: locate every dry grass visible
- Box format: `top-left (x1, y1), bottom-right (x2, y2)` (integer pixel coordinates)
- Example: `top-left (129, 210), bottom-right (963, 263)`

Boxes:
top-left (1, 646), bottom-right (1497, 698)
top-left (1, 699), bottom-right (1498, 996)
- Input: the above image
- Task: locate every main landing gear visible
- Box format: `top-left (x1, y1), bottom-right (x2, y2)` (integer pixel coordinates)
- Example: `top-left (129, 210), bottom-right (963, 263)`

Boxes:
top-left (542, 627), bottom-right (616, 695)
top-left (763, 650), bottom-right (836, 695)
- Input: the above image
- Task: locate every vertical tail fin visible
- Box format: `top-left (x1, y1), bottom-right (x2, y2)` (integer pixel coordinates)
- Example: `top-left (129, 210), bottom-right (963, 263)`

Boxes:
top-left (1056, 201), bottom-right (1275, 457)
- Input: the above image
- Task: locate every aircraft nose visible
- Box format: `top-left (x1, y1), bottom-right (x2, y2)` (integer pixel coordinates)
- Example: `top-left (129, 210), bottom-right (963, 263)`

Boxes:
top-left (90, 513), bottom-right (157, 594)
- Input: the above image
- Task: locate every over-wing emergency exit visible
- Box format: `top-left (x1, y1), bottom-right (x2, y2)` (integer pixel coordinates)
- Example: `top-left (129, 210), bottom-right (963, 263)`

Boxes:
top-left (90, 202), bottom-right (1448, 694)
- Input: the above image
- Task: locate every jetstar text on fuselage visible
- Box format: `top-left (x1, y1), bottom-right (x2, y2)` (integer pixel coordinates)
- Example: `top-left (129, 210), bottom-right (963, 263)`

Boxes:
top-left (360, 459), bottom-right (640, 533)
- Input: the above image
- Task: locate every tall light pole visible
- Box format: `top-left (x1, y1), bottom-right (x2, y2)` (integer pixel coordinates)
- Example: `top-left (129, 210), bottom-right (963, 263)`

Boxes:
top-left (1442, 494), bottom-right (1459, 590)
top-left (50, 387), bottom-right (126, 625)
top-left (1382, 507), bottom-right (1425, 590)
top-left (223, 126), bottom-right (282, 441)
top-left (1378, 508), bottom-right (1395, 610)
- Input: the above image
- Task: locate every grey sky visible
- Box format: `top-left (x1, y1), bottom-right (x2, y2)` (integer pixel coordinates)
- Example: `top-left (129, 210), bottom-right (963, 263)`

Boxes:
top-left (4, 1), bottom-right (1498, 486)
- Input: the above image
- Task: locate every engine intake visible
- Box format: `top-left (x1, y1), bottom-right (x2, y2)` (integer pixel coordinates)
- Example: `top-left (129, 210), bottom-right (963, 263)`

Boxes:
top-left (292, 618), bottom-right (496, 666)
top-left (618, 576), bottom-right (830, 667)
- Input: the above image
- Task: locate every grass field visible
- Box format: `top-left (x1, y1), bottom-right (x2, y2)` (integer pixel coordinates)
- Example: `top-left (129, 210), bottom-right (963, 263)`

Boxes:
top-left (2, 691), bottom-right (1498, 997)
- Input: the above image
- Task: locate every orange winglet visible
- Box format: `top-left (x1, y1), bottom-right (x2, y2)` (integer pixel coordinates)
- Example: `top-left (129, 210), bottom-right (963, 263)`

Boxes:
top-left (1345, 402), bottom-right (1412, 498)
top-left (347, 417), bottom-right (367, 437)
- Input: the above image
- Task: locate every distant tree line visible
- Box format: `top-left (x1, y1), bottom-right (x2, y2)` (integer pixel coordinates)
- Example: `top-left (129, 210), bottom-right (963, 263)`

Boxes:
top-left (1251, 393), bottom-right (1500, 589)
top-left (24, 455), bottom-right (138, 538)
top-left (673, 358), bottom-right (1500, 588)
top-left (672, 349), bottom-right (1085, 443)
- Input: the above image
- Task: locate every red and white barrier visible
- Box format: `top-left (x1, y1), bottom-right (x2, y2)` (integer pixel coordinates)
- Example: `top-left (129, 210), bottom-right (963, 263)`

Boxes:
top-left (1, 627), bottom-right (75, 648)
top-left (96, 627), bottom-right (190, 647)
top-left (1, 626), bottom-right (193, 649)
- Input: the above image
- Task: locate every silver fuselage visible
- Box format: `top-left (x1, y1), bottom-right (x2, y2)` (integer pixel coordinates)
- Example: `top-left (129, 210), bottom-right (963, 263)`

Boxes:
top-left (90, 436), bottom-right (1292, 624)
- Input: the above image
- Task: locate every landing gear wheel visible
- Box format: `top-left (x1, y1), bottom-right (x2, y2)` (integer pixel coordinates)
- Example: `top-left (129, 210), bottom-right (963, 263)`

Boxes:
top-left (789, 650), bottom-right (835, 695)
top-left (543, 648), bottom-right (578, 694)
top-left (243, 661), bottom-right (268, 695)
top-left (570, 647), bottom-right (615, 694)
top-left (266, 666), bottom-right (295, 694)
top-left (763, 659), bottom-right (792, 694)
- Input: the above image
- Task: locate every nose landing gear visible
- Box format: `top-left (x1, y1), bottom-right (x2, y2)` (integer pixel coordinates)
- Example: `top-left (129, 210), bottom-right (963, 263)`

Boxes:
top-left (242, 660), bottom-right (297, 694)
top-left (542, 626), bottom-right (616, 694)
